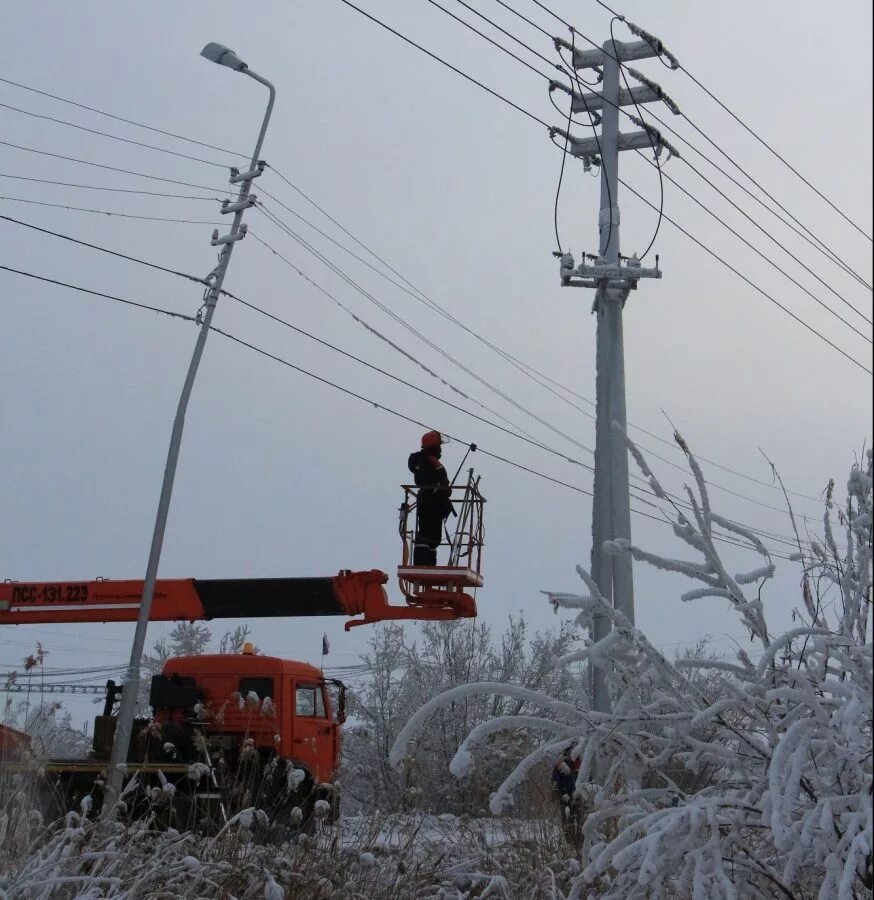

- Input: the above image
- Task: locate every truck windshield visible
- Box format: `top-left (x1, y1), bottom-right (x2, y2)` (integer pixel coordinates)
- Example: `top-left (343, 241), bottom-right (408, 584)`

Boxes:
top-left (295, 683), bottom-right (327, 718)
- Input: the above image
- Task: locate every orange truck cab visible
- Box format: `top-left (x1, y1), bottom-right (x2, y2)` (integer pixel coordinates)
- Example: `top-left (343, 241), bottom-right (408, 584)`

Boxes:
top-left (157, 651), bottom-right (344, 784)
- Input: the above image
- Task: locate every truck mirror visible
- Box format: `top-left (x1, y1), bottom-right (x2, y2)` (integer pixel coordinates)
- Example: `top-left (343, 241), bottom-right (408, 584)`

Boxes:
top-left (327, 679), bottom-right (347, 724)
top-left (337, 682), bottom-right (347, 724)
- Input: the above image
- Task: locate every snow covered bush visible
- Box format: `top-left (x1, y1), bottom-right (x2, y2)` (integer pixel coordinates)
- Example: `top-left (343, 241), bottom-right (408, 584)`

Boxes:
top-left (342, 617), bottom-right (580, 814)
top-left (391, 436), bottom-right (873, 899)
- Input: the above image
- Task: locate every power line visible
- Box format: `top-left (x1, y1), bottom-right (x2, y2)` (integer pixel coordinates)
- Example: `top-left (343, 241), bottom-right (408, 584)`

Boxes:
top-left (3, 210), bottom-right (829, 526)
top-left (0, 75), bottom-right (246, 161)
top-left (209, 324), bottom-right (795, 559)
top-left (631, 157), bottom-right (872, 343)
top-left (0, 100), bottom-right (230, 169)
top-left (223, 278), bottom-right (595, 470)
top-left (255, 211), bottom-right (543, 443)
top-left (0, 213), bottom-right (210, 286)
top-left (425, 0), bottom-right (557, 83)
top-left (0, 264), bottom-right (197, 323)
top-left (678, 110), bottom-right (873, 291)
top-left (241, 224), bottom-right (818, 546)
top-left (0, 139), bottom-right (229, 194)
top-left (492, 0), bottom-right (555, 40)
top-left (676, 67), bottom-right (873, 242)
top-left (336, 0), bottom-right (551, 129)
top-left (528, 0), bottom-right (569, 28)
top-left (332, 4), bottom-right (870, 373)
top-left (450, 0), bottom-right (564, 72)
top-left (661, 154), bottom-right (873, 327)
top-left (338, 4), bottom-right (868, 371)
top-left (1, 248), bottom-right (794, 557)
top-left (0, 172), bottom-right (218, 201)
top-left (0, 71), bottom-right (839, 505)
top-left (560, 34), bottom-right (614, 254)
top-left (255, 201), bottom-right (599, 455)
top-left (593, 2), bottom-right (873, 237)
top-left (614, 175), bottom-right (872, 374)
top-left (0, 195), bottom-right (222, 226)
top-left (2, 215), bottom-right (813, 546)
top-left (0, 71), bottom-right (835, 506)
top-left (261, 168), bottom-right (827, 507)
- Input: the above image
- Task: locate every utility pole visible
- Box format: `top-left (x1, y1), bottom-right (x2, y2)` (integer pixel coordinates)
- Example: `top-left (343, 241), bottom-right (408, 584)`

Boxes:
top-left (103, 43), bottom-right (275, 817)
top-left (550, 26), bottom-right (680, 712)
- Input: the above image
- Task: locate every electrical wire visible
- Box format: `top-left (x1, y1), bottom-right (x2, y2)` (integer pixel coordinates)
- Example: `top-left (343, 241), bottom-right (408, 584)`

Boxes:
top-left (0, 195), bottom-right (222, 226)
top-left (330, 4), bottom-right (870, 372)
top-left (231, 261), bottom-right (825, 542)
top-left (0, 248), bottom-right (803, 556)
top-left (336, 0), bottom-right (551, 129)
top-left (631, 154), bottom-right (872, 343)
top-left (0, 264), bottom-right (197, 323)
top-left (208, 325), bottom-right (795, 559)
top-left (255, 200), bottom-right (600, 455)
top-left (450, 0), bottom-right (566, 73)
top-left (3, 213), bottom-right (835, 547)
top-left (254, 212), bottom-right (542, 442)
top-left (2, 204), bottom-right (831, 518)
top-left (0, 75), bottom-right (846, 506)
top-left (492, 0), bottom-right (554, 40)
top-left (677, 65), bottom-right (873, 242)
top-left (424, 0), bottom-right (557, 83)
top-left (0, 213), bottom-right (210, 286)
top-left (223, 272), bottom-right (596, 469)
top-left (678, 111), bottom-right (873, 292)
top-left (661, 152), bottom-right (873, 326)
top-left (0, 172), bottom-right (218, 201)
top-left (585, 0), bottom-right (873, 237)
top-left (7, 48), bottom-right (866, 289)
top-left (0, 75), bottom-right (246, 161)
top-left (553, 68), bottom-right (573, 252)
top-left (0, 64), bottom-right (851, 507)
top-left (3, 218), bottom-right (813, 544)
top-left (528, 0), bottom-right (570, 28)
top-left (0, 101), bottom-right (231, 169)
top-left (614, 175), bottom-right (873, 374)
top-left (259, 169), bottom-right (830, 507)
top-left (0, 140), bottom-right (229, 194)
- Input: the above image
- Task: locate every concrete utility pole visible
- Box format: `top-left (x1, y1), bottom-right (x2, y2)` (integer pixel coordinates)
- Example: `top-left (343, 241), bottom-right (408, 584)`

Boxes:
top-left (103, 43), bottom-right (275, 817)
top-left (550, 28), bottom-right (680, 713)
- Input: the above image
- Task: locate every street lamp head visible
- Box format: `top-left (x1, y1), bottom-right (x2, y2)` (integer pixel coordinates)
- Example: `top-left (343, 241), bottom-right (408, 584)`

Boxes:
top-left (200, 42), bottom-right (247, 71)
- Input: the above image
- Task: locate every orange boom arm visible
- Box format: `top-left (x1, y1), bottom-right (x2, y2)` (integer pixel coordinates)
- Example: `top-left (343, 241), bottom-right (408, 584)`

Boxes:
top-left (0, 569), bottom-right (475, 630)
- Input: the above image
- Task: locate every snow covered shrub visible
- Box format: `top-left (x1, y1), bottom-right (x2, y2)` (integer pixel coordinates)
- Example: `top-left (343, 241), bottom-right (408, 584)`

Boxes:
top-left (391, 437), bottom-right (873, 899)
top-left (341, 617), bottom-right (580, 814)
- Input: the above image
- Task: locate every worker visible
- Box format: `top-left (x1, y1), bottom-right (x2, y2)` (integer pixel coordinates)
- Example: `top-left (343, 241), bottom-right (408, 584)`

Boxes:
top-left (408, 431), bottom-right (453, 565)
top-left (551, 747), bottom-right (579, 803)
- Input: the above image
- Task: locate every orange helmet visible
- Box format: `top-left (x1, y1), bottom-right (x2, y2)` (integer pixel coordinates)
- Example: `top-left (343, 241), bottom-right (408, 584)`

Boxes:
top-left (421, 430), bottom-right (447, 449)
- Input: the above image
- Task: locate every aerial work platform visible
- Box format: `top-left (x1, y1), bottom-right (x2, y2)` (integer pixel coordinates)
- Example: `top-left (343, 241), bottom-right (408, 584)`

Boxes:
top-left (397, 469), bottom-right (485, 615)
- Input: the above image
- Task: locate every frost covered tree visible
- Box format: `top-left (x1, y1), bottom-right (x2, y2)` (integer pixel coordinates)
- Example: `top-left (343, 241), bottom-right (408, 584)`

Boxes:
top-left (391, 435), bottom-right (872, 898)
top-left (342, 617), bottom-right (580, 814)
top-left (5, 700), bottom-right (90, 758)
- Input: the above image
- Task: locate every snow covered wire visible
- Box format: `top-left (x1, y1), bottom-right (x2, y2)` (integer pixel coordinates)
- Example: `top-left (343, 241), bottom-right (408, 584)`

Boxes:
top-left (399, 435), bottom-right (872, 898)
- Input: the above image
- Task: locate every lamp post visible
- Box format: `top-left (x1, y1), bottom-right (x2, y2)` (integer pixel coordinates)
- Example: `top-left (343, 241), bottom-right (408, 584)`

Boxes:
top-left (102, 44), bottom-right (275, 817)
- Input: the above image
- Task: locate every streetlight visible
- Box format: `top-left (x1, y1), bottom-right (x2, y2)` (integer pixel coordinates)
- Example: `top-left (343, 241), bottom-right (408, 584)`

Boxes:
top-left (102, 44), bottom-right (276, 817)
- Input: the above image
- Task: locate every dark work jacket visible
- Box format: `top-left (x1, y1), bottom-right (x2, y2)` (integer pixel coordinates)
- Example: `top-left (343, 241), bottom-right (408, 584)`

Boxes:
top-left (408, 451), bottom-right (452, 518)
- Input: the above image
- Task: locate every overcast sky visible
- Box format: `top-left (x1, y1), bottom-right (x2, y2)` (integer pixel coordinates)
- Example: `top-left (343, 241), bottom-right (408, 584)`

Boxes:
top-left (1, 1), bottom-right (872, 724)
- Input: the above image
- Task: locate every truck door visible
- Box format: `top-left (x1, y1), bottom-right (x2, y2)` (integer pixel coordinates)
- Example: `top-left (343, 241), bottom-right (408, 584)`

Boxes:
top-left (291, 680), bottom-right (333, 782)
